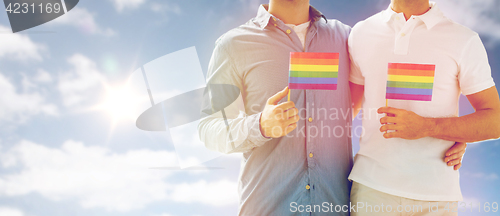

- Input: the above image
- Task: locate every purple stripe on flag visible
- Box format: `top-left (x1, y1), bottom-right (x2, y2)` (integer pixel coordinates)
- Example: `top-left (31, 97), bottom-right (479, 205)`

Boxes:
top-left (386, 87), bottom-right (432, 95)
top-left (386, 93), bottom-right (432, 101)
top-left (289, 83), bottom-right (337, 90)
top-left (289, 77), bottom-right (337, 84)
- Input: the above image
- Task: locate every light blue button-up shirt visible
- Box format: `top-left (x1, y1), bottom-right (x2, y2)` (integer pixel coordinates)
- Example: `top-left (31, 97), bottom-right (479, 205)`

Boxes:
top-left (199, 4), bottom-right (353, 216)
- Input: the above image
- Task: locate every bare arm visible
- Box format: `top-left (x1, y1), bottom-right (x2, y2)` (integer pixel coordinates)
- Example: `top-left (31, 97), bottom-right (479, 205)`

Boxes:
top-left (350, 81), bottom-right (364, 118)
top-left (379, 86), bottom-right (500, 142)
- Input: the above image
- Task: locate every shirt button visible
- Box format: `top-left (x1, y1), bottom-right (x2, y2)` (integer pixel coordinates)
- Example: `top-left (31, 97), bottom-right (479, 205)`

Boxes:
top-left (274, 24), bottom-right (277, 27)
top-left (401, 33), bottom-right (406, 37)
top-left (309, 153), bottom-right (313, 158)
top-left (306, 185), bottom-right (311, 190)
top-left (308, 117), bottom-right (313, 122)
top-left (272, 17), bottom-right (276, 21)
top-left (286, 29), bottom-right (291, 34)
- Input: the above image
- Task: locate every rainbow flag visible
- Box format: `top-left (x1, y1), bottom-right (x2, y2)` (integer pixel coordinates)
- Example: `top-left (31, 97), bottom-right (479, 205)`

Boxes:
top-left (289, 52), bottom-right (339, 90)
top-left (386, 63), bottom-right (435, 101)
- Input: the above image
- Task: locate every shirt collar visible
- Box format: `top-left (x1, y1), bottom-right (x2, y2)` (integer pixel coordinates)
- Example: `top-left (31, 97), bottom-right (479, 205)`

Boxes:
top-left (255, 4), bottom-right (326, 29)
top-left (381, 1), bottom-right (444, 30)
top-left (417, 2), bottom-right (444, 30)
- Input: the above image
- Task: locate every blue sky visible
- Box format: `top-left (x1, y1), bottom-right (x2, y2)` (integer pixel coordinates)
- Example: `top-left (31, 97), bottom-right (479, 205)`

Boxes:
top-left (0, 0), bottom-right (499, 215)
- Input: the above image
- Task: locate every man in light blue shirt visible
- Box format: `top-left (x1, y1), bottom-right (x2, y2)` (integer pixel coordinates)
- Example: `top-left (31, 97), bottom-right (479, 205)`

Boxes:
top-left (199, 1), bottom-right (352, 215)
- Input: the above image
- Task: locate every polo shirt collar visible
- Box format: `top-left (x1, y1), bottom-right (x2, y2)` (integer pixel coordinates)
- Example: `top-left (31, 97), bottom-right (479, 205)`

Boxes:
top-left (381, 1), bottom-right (444, 30)
top-left (417, 2), bottom-right (444, 30)
top-left (255, 4), bottom-right (326, 29)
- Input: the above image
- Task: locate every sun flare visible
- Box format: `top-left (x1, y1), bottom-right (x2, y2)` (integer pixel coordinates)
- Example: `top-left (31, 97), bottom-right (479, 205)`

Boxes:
top-left (97, 84), bottom-right (139, 123)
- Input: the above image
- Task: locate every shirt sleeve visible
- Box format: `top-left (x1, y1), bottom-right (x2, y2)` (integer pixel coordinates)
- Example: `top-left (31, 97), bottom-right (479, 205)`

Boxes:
top-left (348, 30), bottom-right (365, 85)
top-left (458, 34), bottom-right (495, 95)
top-left (197, 38), bottom-right (271, 154)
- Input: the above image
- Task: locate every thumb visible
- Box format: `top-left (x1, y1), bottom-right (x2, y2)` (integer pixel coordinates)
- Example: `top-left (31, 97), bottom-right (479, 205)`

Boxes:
top-left (267, 86), bottom-right (289, 105)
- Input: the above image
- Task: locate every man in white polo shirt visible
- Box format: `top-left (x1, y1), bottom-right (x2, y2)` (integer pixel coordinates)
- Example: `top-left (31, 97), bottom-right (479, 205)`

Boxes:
top-left (348, 0), bottom-right (500, 215)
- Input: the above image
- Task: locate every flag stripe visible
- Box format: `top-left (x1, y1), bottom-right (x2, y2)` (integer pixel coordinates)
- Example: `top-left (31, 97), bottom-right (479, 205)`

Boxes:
top-left (387, 81), bottom-right (433, 89)
top-left (290, 58), bottom-right (339, 65)
top-left (386, 87), bottom-right (432, 95)
top-left (289, 83), bottom-right (337, 90)
top-left (386, 93), bottom-right (432, 101)
top-left (290, 64), bottom-right (338, 72)
top-left (289, 77), bottom-right (337, 84)
top-left (289, 71), bottom-right (338, 78)
top-left (388, 68), bottom-right (435, 77)
top-left (388, 63), bottom-right (435, 71)
top-left (291, 52), bottom-right (339, 59)
top-left (387, 75), bottom-right (434, 83)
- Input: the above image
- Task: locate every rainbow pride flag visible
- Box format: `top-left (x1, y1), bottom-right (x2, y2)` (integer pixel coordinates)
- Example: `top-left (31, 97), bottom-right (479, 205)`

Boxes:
top-left (386, 63), bottom-right (435, 101)
top-left (289, 52), bottom-right (339, 90)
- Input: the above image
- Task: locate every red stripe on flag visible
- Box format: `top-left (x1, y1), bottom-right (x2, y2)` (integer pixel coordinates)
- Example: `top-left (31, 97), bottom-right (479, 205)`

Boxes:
top-left (388, 63), bottom-right (435, 71)
top-left (290, 52), bottom-right (339, 60)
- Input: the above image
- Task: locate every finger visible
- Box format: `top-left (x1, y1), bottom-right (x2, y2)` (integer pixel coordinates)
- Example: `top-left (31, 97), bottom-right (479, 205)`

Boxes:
top-left (454, 163), bottom-right (462, 171)
top-left (383, 131), bottom-right (399, 139)
top-left (380, 116), bottom-right (398, 124)
top-left (267, 86), bottom-right (289, 105)
top-left (444, 150), bottom-right (465, 163)
top-left (284, 107), bottom-right (299, 119)
top-left (377, 106), bottom-right (399, 115)
top-left (445, 142), bottom-right (467, 156)
top-left (380, 124), bottom-right (399, 133)
top-left (447, 158), bottom-right (461, 167)
top-left (284, 123), bottom-right (298, 135)
top-left (276, 101), bottom-right (295, 111)
top-left (284, 115), bottom-right (300, 125)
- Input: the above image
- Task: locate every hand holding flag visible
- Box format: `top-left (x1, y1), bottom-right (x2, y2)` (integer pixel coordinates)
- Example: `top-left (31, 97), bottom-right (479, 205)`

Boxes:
top-left (380, 63), bottom-right (436, 139)
top-left (260, 87), bottom-right (300, 138)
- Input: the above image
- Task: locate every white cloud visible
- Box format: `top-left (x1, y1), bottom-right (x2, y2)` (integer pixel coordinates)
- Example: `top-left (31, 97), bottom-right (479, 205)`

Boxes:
top-left (150, 2), bottom-right (182, 15)
top-left (58, 54), bottom-right (106, 107)
top-left (0, 25), bottom-right (44, 61)
top-left (0, 140), bottom-right (176, 212)
top-left (34, 69), bottom-right (53, 83)
top-left (0, 72), bottom-right (57, 123)
top-left (465, 172), bottom-right (499, 180)
top-left (110, 0), bottom-right (147, 12)
top-left (51, 8), bottom-right (115, 36)
top-left (437, 0), bottom-right (500, 44)
top-left (0, 207), bottom-right (24, 216)
top-left (0, 140), bottom-right (239, 212)
top-left (170, 179), bottom-right (238, 206)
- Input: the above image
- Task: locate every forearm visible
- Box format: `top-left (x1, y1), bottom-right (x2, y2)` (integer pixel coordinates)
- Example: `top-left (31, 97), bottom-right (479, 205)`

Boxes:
top-left (349, 82), bottom-right (364, 118)
top-left (426, 109), bottom-right (500, 142)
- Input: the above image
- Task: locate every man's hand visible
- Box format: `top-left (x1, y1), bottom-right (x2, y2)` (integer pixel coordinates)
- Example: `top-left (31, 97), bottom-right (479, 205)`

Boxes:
top-left (378, 107), bottom-right (433, 139)
top-left (444, 142), bottom-right (467, 170)
top-left (260, 87), bottom-right (300, 138)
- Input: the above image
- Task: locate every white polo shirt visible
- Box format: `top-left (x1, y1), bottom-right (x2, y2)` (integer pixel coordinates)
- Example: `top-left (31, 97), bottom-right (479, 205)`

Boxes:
top-left (348, 2), bottom-right (495, 201)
